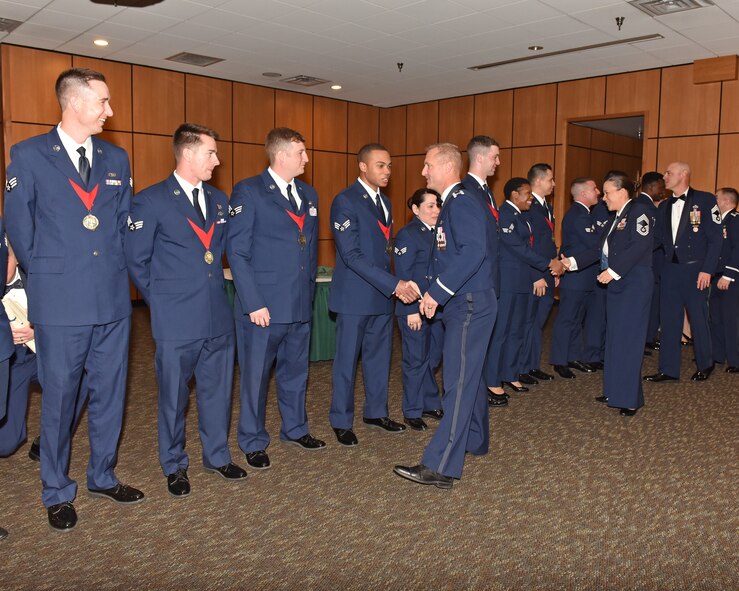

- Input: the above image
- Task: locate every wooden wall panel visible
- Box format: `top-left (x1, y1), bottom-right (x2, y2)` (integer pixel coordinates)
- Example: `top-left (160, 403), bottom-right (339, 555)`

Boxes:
top-left (185, 75), bottom-right (232, 141)
top-left (2, 46), bottom-right (69, 125)
top-left (132, 134), bottom-right (175, 193)
top-left (73, 56), bottom-right (132, 132)
top-left (568, 124), bottom-right (591, 149)
top-left (132, 67), bottom-right (184, 136)
top-left (318, 240), bottom-right (336, 268)
top-left (554, 144), bottom-right (566, 228)
top-left (210, 142), bottom-right (233, 195)
top-left (590, 150), bottom-right (614, 191)
top-left (513, 84), bottom-right (556, 147)
top-left (605, 69), bottom-right (661, 138)
top-left (591, 129), bottom-right (614, 152)
top-left (385, 156), bottom-right (406, 226)
top-left (717, 134), bottom-right (739, 190)
top-left (556, 77), bottom-right (606, 143)
top-left (3, 122), bottom-right (53, 166)
top-left (564, 146), bottom-right (592, 187)
top-left (379, 105), bottom-right (406, 156)
top-left (405, 155), bottom-right (426, 200)
top-left (275, 90), bottom-right (313, 147)
top-left (233, 143), bottom-right (269, 182)
top-left (438, 96), bottom-right (473, 150)
top-left (490, 148), bottom-right (511, 205)
top-left (314, 97), bottom-right (347, 153)
top-left (657, 135), bottom-right (719, 192)
top-left (312, 151), bottom-right (347, 239)
top-left (474, 90), bottom-right (513, 148)
top-left (406, 101), bottom-right (438, 155)
top-left (659, 65), bottom-right (721, 137)
top-left (98, 130), bottom-right (133, 164)
top-left (720, 78), bottom-right (739, 133)
top-left (233, 83), bottom-right (274, 144)
top-left (347, 103), bottom-right (379, 154)
top-left (643, 138), bottom-right (658, 175)
top-left (510, 146), bottom-right (555, 180)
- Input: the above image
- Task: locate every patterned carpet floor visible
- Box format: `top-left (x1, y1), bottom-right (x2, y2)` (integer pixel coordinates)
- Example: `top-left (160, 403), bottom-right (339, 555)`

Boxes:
top-left (0, 306), bottom-right (737, 590)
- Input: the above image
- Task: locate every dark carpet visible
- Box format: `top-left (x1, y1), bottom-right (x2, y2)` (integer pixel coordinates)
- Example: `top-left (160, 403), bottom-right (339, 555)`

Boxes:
top-left (0, 306), bottom-right (737, 590)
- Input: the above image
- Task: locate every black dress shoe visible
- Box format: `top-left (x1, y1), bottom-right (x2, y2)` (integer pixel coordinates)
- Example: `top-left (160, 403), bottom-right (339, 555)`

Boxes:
top-left (403, 417), bottom-right (428, 431)
top-left (88, 483), bottom-right (145, 504)
top-left (619, 408), bottom-right (638, 416)
top-left (47, 502), bottom-right (77, 532)
top-left (333, 428), bottom-right (358, 447)
top-left (245, 450), bottom-right (271, 470)
top-left (553, 365), bottom-right (576, 379)
top-left (422, 409), bottom-right (444, 421)
top-left (488, 393), bottom-right (509, 407)
top-left (726, 366), bottom-right (739, 373)
top-left (643, 372), bottom-right (678, 382)
top-left (205, 462), bottom-right (247, 480)
top-left (363, 416), bottom-right (406, 433)
top-left (594, 395), bottom-right (608, 403)
top-left (502, 381), bottom-right (529, 392)
top-left (28, 436), bottom-right (40, 462)
top-left (691, 366), bottom-right (713, 381)
top-left (393, 464), bottom-right (453, 489)
top-left (518, 373), bottom-right (538, 385)
top-left (0, 527), bottom-right (7, 540)
top-left (569, 361), bottom-right (595, 373)
top-left (282, 433), bottom-right (327, 450)
top-left (645, 341), bottom-right (660, 350)
top-left (529, 368), bottom-right (554, 380)
top-left (167, 469), bottom-right (191, 497)
top-left (588, 361), bottom-right (604, 370)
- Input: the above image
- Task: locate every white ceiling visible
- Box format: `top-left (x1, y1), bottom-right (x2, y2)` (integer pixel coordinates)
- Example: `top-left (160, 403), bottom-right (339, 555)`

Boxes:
top-left (0, 0), bottom-right (737, 107)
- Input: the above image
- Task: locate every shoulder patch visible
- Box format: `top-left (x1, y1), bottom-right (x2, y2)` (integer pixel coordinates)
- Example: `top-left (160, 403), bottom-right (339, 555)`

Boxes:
top-left (333, 220), bottom-right (351, 232)
top-left (5, 177), bottom-right (17, 192)
top-left (229, 204), bottom-right (243, 217)
top-left (502, 223), bottom-right (514, 234)
top-left (394, 246), bottom-right (407, 256)
top-left (711, 204), bottom-right (722, 224)
top-left (451, 189), bottom-right (465, 199)
top-left (127, 216), bottom-right (144, 231)
top-left (636, 213), bottom-right (650, 236)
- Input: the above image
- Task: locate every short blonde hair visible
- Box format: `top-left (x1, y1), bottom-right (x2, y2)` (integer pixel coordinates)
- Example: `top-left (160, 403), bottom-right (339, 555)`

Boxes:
top-left (426, 142), bottom-right (462, 175)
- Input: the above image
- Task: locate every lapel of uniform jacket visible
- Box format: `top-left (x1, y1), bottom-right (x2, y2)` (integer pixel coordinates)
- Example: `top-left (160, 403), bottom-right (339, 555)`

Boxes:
top-left (46, 128), bottom-right (85, 187)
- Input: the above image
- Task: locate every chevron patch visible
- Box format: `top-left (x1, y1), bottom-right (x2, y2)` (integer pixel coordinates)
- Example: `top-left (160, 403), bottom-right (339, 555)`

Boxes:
top-left (636, 213), bottom-right (650, 236)
top-left (229, 205), bottom-right (242, 217)
top-left (394, 246), bottom-right (407, 256)
top-left (711, 204), bottom-right (721, 224)
top-left (5, 177), bottom-right (17, 192)
top-left (127, 216), bottom-right (144, 231)
top-left (334, 220), bottom-right (350, 232)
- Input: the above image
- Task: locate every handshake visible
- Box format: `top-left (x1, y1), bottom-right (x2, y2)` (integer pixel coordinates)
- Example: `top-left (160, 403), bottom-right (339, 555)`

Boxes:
top-left (548, 255), bottom-right (568, 276)
top-left (394, 280), bottom-right (422, 304)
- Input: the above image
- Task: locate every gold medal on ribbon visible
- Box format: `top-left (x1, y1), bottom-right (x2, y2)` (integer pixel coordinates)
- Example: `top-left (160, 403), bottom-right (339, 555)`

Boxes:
top-left (298, 232), bottom-right (306, 248)
top-left (82, 213), bottom-right (99, 231)
top-left (385, 242), bottom-right (392, 254)
top-left (204, 250), bottom-right (214, 264)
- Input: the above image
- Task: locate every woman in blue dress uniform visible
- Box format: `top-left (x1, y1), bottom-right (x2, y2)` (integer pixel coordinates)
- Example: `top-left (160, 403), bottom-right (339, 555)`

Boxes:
top-left (393, 189), bottom-right (444, 431)
top-left (596, 171), bottom-right (653, 416)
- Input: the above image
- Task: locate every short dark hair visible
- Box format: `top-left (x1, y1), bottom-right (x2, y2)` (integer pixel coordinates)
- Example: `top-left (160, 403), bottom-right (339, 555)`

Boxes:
top-left (641, 171), bottom-right (663, 187)
top-left (407, 187), bottom-right (441, 211)
top-left (173, 123), bottom-right (219, 159)
top-left (265, 127), bottom-right (305, 163)
top-left (55, 68), bottom-right (106, 109)
top-left (527, 163), bottom-right (552, 184)
top-left (504, 177), bottom-right (530, 200)
top-left (718, 187), bottom-right (739, 206)
top-left (603, 170), bottom-right (636, 198)
top-left (357, 143), bottom-right (389, 164)
top-left (467, 135), bottom-right (500, 159)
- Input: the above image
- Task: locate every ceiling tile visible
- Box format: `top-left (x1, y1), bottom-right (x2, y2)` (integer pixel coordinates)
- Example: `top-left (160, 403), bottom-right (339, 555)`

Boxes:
top-left (0, 0), bottom-right (42, 20)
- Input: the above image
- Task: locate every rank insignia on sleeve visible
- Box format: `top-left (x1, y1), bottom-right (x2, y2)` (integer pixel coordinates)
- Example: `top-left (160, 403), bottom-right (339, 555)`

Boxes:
top-left (451, 190), bottom-right (464, 199)
top-left (5, 177), bottom-right (17, 192)
top-left (229, 205), bottom-right (242, 217)
top-left (127, 216), bottom-right (143, 231)
top-left (636, 213), bottom-right (650, 236)
top-left (711, 204), bottom-right (721, 224)
top-left (394, 246), bottom-right (407, 256)
top-left (502, 223), bottom-right (514, 234)
top-left (334, 220), bottom-right (350, 232)
top-left (585, 225), bottom-right (594, 233)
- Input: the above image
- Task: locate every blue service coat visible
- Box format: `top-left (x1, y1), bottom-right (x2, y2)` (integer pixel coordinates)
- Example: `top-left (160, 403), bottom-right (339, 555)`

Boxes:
top-left (499, 201), bottom-right (550, 293)
top-left (227, 169), bottom-right (318, 323)
top-left (461, 174), bottom-right (500, 294)
top-left (559, 201), bottom-right (599, 290)
top-left (124, 175), bottom-right (233, 340)
top-left (329, 180), bottom-right (396, 315)
top-left (526, 196), bottom-right (558, 284)
top-left (4, 127), bottom-right (132, 326)
top-left (393, 216), bottom-right (435, 315)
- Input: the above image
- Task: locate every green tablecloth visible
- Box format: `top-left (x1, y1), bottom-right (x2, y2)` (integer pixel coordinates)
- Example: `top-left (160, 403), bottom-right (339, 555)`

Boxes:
top-left (224, 266), bottom-right (337, 362)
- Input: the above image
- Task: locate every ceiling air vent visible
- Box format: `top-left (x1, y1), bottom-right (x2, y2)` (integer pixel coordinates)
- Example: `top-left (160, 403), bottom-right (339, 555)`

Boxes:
top-left (0, 18), bottom-right (23, 33)
top-left (166, 52), bottom-right (224, 67)
top-left (628, 0), bottom-right (714, 17)
top-left (280, 75), bottom-right (330, 87)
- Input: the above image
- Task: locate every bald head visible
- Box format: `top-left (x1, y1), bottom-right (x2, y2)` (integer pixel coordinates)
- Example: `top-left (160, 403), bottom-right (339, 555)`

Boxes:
top-left (664, 161), bottom-right (691, 194)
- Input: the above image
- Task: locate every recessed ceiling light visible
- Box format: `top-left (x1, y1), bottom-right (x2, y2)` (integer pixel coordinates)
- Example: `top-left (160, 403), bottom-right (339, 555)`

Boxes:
top-left (331, 84), bottom-right (342, 90)
top-left (94, 39), bottom-right (109, 47)
top-left (528, 45), bottom-right (543, 51)
top-left (262, 72), bottom-right (282, 78)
